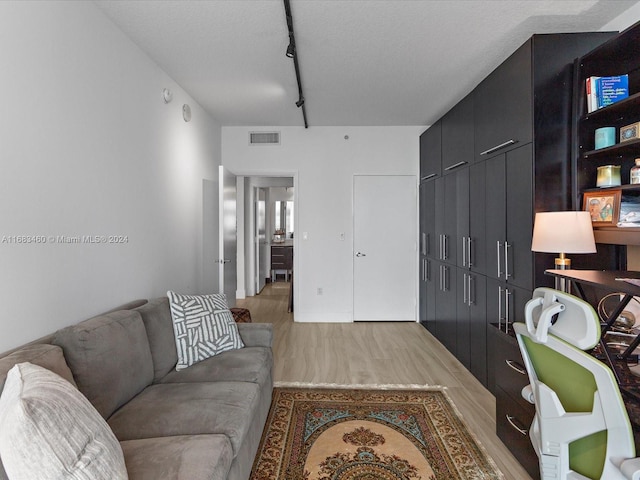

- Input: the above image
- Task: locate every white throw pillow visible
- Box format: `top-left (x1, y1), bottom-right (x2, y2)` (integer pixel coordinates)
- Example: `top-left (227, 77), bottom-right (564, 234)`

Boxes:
top-left (167, 291), bottom-right (245, 371)
top-left (0, 362), bottom-right (127, 480)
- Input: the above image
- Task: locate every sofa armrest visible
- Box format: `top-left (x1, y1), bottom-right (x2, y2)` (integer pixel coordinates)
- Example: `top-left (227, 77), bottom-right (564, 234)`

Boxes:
top-left (237, 323), bottom-right (273, 348)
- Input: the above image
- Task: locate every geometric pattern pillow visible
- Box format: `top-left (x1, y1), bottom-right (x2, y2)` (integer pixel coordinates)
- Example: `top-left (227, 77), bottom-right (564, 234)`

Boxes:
top-left (0, 362), bottom-right (128, 480)
top-left (166, 291), bottom-right (245, 371)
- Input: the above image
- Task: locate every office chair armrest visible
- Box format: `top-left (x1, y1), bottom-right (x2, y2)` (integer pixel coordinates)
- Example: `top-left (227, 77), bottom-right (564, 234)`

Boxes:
top-left (621, 457), bottom-right (640, 480)
top-left (521, 384), bottom-right (535, 404)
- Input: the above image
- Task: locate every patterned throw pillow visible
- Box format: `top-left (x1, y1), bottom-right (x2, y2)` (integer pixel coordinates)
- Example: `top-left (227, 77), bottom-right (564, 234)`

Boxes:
top-left (167, 291), bottom-right (245, 370)
top-left (0, 362), bottom-right (127, 480)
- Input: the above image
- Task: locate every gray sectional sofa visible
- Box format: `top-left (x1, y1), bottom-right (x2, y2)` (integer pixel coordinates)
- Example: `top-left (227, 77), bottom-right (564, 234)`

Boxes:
top-left (0, 297), bottom-right (273, 480)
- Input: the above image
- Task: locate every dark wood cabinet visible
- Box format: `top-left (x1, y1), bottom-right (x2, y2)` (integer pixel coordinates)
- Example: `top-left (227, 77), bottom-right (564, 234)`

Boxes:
top-left (419, 35), bottom-right (615, 450)
top-left (270, 245), bottom-right (293, 282)
top-left (456, 271), bottom-right (486, 384)
top-left (475, 43), bottom-right (532, 161)
top-left (434, 262), bottom-right (457, 355)
top-left (469, 162), bottom-right (486, 275)
top-left (419, 120), bottom-right (441, 182)
top-left (492, 327), bottom-right (540, 479)
top-left (434, 175), bottom-right (458, 266)
top-left (442, 93), bottom-right (475, 171)
top-left (484, 144), bottom-right (534, 291)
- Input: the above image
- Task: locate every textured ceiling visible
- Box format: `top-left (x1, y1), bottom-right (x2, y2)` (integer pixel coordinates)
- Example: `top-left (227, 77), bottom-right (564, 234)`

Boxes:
top-left (94, 0), bottom-right (638, 127)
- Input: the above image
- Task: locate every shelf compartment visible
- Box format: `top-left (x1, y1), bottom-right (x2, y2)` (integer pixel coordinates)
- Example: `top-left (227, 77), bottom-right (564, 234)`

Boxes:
top-left (583, 138), bottom-right (640, 159)
top-left (581, 92), bottom-right (640, 124)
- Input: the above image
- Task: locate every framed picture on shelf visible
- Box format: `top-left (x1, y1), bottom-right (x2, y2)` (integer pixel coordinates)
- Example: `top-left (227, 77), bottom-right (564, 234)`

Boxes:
top-left (583, 189), bottom-right (621, 226)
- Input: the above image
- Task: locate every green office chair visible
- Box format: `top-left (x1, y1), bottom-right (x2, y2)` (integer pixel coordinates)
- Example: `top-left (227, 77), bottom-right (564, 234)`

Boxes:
top-left (514, 287), bottom-right (640, 479)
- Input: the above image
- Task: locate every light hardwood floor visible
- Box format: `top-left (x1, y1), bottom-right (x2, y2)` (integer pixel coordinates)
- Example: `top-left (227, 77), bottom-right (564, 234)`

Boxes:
top-left (237, 282), bottom-right (534, 480)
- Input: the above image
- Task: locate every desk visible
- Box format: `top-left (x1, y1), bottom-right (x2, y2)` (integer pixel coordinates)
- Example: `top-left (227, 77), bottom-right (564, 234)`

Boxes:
top-left (546, 270), bottom-right (640, 356)
top-left (545, 270), bottom-right (640, 437)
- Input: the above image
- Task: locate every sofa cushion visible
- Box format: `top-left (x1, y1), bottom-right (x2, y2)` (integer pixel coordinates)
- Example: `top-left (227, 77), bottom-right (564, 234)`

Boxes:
top-left (135, 297), bottom-right (178, 382)
top-left (108, 381), bottom-right (260, 457)
top-left (0, 345), bottom-right (78, 480)
top-left (167, 291), bottom-right (244, 370)
top-left (121, 435), bottom-right (233, 480)
top-left (0, 363), bottom-right (127, 480)
top-left (159, 346), bottom-right (272, 391)
top-left (53, 309), bottom-right (154, 419)
top-left (0, 344), bottom-right (76, 393)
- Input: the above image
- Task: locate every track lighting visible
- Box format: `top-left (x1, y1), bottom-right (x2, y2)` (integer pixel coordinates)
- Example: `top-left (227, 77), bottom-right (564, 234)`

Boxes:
top-left (283, 0), bottom-right (308, 128)
top-left (286, 40), bottom-right (295, 58)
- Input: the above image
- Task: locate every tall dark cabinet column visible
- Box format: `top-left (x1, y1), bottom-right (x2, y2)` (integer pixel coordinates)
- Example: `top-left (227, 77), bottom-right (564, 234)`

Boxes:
top-left (418, 30), bottom-right (617, 479)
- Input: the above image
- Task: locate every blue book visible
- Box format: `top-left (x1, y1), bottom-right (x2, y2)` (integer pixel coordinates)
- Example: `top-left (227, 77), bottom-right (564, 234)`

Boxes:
top-left (597, 75), bottom-right (629, 108)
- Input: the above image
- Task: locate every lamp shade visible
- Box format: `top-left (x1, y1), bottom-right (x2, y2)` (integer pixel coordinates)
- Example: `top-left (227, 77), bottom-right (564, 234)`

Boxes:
top-left (531, 211), bottom-right (596, 254)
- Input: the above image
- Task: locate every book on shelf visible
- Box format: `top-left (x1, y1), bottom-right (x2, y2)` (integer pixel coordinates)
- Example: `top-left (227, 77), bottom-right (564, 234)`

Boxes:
top-left (585, 75), bottom-right (629, 113)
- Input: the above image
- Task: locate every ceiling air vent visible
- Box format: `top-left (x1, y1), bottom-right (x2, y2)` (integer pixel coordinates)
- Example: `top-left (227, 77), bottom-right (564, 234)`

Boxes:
top-left (249, 131), bottom-right (281, 146)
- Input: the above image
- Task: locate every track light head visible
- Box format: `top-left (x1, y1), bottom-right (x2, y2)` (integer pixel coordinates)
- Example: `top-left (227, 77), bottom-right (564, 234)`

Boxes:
top-left (286, 41), bottom-right (295, 58)
top-left (295, 98), bottom-right (304, 108)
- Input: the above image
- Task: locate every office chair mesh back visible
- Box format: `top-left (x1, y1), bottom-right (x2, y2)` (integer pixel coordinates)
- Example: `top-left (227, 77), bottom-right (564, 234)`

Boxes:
top-left (515, 287), bottom-right (639, 480)
top-left (520, 335), bottom-right (607, 478)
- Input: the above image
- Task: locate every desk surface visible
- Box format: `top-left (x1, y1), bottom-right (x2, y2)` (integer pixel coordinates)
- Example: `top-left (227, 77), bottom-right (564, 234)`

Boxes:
top-left (545, 270), bottom-right (640, 296)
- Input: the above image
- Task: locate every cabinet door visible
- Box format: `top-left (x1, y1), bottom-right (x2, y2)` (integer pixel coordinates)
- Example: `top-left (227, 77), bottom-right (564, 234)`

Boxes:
top-left (421, 257), bottom-right (437, 333)
top-left (442, 93), bottom-right (475, 171)
top-left (443, 174), bottom-right (457, 265)
top-left (455, 168), bottom-right (470, 269)
top-left (475, 40), bottom-right (532, 161)
top-left (435, 263), bottom-right (456, 355)
top-left (485, 154), bottom-right (506, 280)
top-left (468, 273), bottom-right (487, 386)
top-left (420, 121), bottom-right (441, 182)
top-left (419, 182), bottom-right (435, 258)
top-left (469, 162), bottom-right (486, 275)
top-left (506, 144), bottom-right (534, 291)
top-left (456, 270), bottom-right (471, 370)
top-left (434, 177), bottom-right (457, 264)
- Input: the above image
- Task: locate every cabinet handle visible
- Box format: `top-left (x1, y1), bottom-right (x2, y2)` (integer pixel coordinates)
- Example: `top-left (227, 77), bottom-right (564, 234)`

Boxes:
top-left (480, 139), bottom-right (517, 156)
top-left (443, 235), bottom-right (448, 260)
top-left (498, 286), bottom-right (504, 331)
top-left (444, 160), bottom-right (467, 171)
top-left (504, 242), bottom-right (511, 279)
top-left (506, 415), bottom-right (528, 436)
top-left (421, 173), bottom-right (437, 181)
top-left (439, 264), bottom-right (444, 291)
top-left (468, 274), bottom-right (474, 306)
top-left (496, 241), bottom-right (503, 278)
top-left (462, 236), bottom-right (467, 268)
top-left (467, 237), bottom-right (473, 268)
top-left (505, 359), bottom-right (527, 375)
top-left (426, 233), bottom-right (430, 256)
top-left (463, 273), bottom-right (468, 305)
top-left (421, 233), bottom-right (427, 256)
top-left (426, 259), bottom-right (431, 281)
top-left (505, 288), bottom-right (512, 333)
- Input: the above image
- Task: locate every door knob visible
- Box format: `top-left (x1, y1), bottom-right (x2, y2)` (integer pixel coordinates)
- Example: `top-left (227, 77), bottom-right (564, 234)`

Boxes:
top-left (355, 252), bottom-right (366, 257)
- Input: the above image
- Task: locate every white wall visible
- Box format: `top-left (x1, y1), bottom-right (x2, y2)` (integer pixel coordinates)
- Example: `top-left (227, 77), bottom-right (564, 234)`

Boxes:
top-left (0, 2), bottom-right (220, 352)
top-left (222, 126), bottom-right (422, 322)
top-left (600, 2), bottom-right (640, 31)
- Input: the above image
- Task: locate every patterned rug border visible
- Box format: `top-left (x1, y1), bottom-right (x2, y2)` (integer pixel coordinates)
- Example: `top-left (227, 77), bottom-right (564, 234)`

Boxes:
top-left (274, 381), bottom-right (442, 390)
top-left (262, 384), bottom-right (506, 479)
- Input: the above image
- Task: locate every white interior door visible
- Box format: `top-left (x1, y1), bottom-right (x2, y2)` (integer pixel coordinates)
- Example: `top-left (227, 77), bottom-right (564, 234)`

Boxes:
top-left (202, 178), bottom-right (219, 294)
top-left (219, 166), bottom-right (237, 307)
top-left (353, 175), bottom-right (417, 321)
top-left (255, 187), bottom-right (267, 294)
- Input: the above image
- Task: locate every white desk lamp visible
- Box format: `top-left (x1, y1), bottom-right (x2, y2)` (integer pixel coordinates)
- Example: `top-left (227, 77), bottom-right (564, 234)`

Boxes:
top-left (531, 211), bottom-right (597, 292)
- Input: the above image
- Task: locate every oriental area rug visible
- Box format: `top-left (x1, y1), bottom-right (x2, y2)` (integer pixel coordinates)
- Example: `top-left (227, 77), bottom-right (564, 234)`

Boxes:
top-left (250, 387), bottom-right (504, 480)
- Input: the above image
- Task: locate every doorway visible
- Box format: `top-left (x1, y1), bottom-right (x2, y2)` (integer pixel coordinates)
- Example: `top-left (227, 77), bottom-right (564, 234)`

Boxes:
top-left (353, 175), bottom-right (417, 321)
top-left (240, 176), bottom-right (296, 317)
